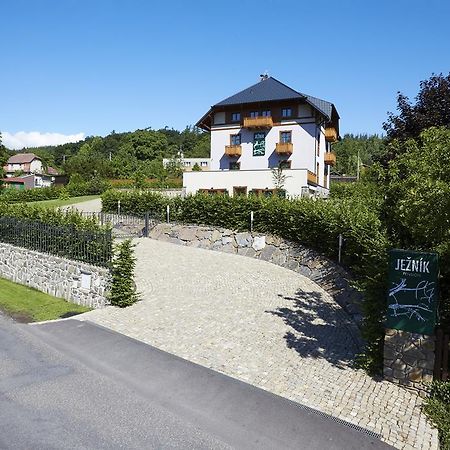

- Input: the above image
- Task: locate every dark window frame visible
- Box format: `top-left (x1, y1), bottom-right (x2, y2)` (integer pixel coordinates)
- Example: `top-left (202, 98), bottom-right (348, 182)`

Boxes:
top-left (280, 130), bottom-right (292, 144)
top-left (281, 108), bottom-right (292, 118)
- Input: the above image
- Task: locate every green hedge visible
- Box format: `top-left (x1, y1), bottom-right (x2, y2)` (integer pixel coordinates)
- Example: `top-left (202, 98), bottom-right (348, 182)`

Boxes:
top-left (102, 189), bottom-right (389, 371)
top-left (0, 186), bottom-right (61, 202)
top-left (0, 179), bottom-right (111, 203)
top-left (0, 202), bottom-right (105, 232)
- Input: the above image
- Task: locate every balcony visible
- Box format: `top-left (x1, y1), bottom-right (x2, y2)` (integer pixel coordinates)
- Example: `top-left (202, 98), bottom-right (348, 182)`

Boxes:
top-left (325, 126), bottom-right (338, 142)
top-left (324, 152), bottom-right (336, 166)
top-left (225, 145), bottom-right (242, 157)
top-left (275, 142), bottom-right (293, 155)
top-left (307, 170), bottom-right (318, 185)
top-left (243, 116), bottom-right (273, 129)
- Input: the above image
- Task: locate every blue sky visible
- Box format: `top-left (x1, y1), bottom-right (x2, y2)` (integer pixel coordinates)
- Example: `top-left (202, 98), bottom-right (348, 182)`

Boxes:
top-left (1, 0), bottom-right (449, 148)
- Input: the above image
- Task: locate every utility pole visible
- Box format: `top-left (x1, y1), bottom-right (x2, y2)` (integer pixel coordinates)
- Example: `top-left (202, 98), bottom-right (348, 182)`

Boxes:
top-left (356, 149), bottom-right (360, 181)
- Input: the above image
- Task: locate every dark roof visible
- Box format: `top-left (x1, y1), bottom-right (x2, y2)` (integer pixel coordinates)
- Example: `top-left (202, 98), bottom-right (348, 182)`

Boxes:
top-left (215, 77), bottom-right (305, 106)
top-left (213, 77), bottom-right (337, 121)
top-left (7, 153), bottom-right (41, 164)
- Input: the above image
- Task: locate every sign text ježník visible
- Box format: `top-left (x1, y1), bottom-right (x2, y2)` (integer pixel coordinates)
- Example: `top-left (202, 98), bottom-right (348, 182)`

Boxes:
top-left (386, 249), bottom-right (439, 335)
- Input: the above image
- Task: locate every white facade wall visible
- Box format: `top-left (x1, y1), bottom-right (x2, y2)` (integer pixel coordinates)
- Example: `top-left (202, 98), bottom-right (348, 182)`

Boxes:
top-left (210, 120), bottom-right (320, 173)
top-left (183, 169), bottom-right (311, 198)
top-left (30, 159), bottom-right (42, 173)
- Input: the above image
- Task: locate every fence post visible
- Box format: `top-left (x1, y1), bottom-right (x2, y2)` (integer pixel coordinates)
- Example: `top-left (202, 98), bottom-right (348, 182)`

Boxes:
top-left (338, 234), bottom-right (343, 264)
top-left (118, 200), bottom-right (121, 215)
top-left (144, 212), bottom-right (149, 237)
top-left (250, 211), bottom-right (254, 233)
top-left (100, 211), bottom-right (104, 226)
top-left (166, 205), bottom-right (170, 223)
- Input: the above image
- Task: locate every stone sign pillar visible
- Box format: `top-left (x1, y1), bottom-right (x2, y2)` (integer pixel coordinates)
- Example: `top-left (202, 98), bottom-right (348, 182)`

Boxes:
top-left (383, 249), bottom-right (439, 392)
top-left (384, 329), bottom-right (435, 392)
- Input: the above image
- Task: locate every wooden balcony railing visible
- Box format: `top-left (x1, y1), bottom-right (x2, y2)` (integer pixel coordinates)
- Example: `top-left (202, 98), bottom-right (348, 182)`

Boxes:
top-left (224, 145), bottom-right (242, 157)
top-left (307, 170), bottom-right (318, 185)
top-left (275, 142), bottom-right (293, 155)
top-left (324, 152), bottom-right (336, 166)
top-left (243, 116), bottom-right (273, 129)
top-left (325, 126), bottom-right (338, 142)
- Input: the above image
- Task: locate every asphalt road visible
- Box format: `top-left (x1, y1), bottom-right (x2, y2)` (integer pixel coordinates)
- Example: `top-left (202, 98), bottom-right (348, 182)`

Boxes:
top-left (0, 314), bottom-right (393, 449)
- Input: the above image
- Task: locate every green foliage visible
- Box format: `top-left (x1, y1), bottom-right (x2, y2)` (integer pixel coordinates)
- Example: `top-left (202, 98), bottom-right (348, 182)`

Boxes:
top-left (0, 186), bottom-right (61, 202)
top-left (383, 127), bottom-right (450, 328)
top-left (191, 163), bottom-right (202, 172)
top-left (109, 239), bottom-right (139, 307)
top-left (0, 277), bottom-right (90, 322)
top-left (384, 73), bottom-right (450, 142)
top-left (423, 382), bottom-right (450, 449)
top-left (66, 174), bottom-right (111, 196)
top-left (333, 134), bottom-right (385, 175)
top-left (25, 126), bottom-right (210, 180)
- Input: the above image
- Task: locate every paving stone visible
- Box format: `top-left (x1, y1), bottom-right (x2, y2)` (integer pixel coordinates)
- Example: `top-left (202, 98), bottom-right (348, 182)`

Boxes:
top-left (80, 238), bottom-right (438, 450)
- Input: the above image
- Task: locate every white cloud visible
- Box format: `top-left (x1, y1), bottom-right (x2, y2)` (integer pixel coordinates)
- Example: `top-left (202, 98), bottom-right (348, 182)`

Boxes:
top-left (2, 131), bottom-right (85, 150)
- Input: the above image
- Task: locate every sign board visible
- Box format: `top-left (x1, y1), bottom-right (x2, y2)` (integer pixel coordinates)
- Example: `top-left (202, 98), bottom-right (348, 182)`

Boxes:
top-left (253, 132), bottom-right (266, 156)
top-left (386, 249), bottom-right (439, 335)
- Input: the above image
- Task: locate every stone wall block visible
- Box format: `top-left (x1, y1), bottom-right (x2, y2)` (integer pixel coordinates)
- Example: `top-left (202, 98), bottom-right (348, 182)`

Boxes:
top-left (0, 243), bottom-right (110, 309)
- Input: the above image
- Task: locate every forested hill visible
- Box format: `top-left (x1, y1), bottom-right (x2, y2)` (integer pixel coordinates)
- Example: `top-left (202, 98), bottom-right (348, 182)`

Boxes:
top-left (3, 126), bottom-right (384, 179)
top-left (332, 134), bottom-right (385, 176)
top-left (5, 127), bottom-right (210, 179)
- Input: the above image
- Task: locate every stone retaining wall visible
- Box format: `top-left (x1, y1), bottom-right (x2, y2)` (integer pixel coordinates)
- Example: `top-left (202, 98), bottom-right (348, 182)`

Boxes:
top-left (383, 329), bottom-right (435, 394)
top-left (149, 223), bottom-right (364, 327)
top-left (0, 243), bottom-right (110, 308)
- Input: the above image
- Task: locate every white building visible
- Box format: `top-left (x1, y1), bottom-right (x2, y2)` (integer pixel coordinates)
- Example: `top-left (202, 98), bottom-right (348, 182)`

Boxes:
top-left (163, 157), bottom-right (211, 171)
top-left (4, 153), bottom-right (43, 177)
top-left (183, 76), bottom-right (339, 198)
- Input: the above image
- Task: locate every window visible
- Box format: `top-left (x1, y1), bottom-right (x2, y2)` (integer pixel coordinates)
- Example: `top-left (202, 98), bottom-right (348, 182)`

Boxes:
top-left (233, 186), bottom-right (247, 197)
top-left (200, 161), bottom-right (208, 167)
top-left (250, 111), bottom-right (258, 118)
top-left (184, 161), bottom-right (191, 167)
top-left (261, 110), bottom-right (271, 117)
top-left (230, 134), bottom-right (241, 145)
top-left (229, 161), bottom-right (240, 170)
top-left (317, 130), bottom-right (321, 156)
top-left (280, 131), bottom-right (292, 143)
top-left (279, 160), bottom-right (291, 169)
top-left (231, 112), bottom-right (241, 122)
top-left (282, 108), bottom-right (292, 118)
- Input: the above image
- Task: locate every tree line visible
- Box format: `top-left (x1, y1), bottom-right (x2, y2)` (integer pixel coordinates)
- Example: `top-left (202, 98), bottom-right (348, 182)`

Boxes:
top-left (0, 126), bottom-right (210, 181)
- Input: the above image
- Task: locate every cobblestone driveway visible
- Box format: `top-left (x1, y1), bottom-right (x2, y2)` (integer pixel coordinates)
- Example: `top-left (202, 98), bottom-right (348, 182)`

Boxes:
top-left (80, 239), bottom-right (438, 449)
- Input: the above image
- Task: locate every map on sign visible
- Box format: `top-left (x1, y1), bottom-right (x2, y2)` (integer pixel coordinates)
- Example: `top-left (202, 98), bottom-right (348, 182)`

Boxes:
top-left (386, 249), bottom-right (439, 335)
top-left (253, 132), bottom-right (266, 156)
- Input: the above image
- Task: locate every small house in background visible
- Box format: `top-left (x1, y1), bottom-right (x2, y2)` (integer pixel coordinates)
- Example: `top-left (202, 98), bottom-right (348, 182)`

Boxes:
top-left (3, 153), bottom-right (43, 177)
top-left (184, 76), bottom-right (339, 198)
top-left (163, 157), bottom-right (211, 171)
top-left (2, 174), bottom-right (53, 190)
top-left (2, 153), bottom-right (62, 189)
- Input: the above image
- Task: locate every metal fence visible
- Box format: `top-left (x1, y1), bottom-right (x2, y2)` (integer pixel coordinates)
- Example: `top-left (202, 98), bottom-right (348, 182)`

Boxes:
top-left (0, 216), bottom-right (112, 267)
top-left (78, 212), bottom-right (161, 238)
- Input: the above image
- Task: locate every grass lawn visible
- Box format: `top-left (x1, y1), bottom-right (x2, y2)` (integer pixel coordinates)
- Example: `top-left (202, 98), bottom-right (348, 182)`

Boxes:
top-left (0, 277), bottom-right (91, 322)
top-left (25, 195), bottom-right (100, 208)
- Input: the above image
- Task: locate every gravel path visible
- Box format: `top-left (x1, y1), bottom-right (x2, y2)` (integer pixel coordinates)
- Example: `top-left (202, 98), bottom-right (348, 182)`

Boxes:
top-left (62, 198), bottom-right (102, 213)
top-left (80, 238), bottom-right (438, 450)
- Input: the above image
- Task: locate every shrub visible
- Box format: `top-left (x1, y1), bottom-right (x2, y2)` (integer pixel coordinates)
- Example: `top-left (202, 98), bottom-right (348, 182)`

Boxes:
top-left (424, 382), bottom-right (450, 449)
top-left (109, 239), bottom-right (139, 307)
top-left (0, 186), bottom-right (61, 203)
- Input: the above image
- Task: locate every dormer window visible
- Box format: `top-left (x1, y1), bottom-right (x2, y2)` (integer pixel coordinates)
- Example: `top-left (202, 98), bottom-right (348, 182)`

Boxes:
top-left (231, 112), bottom-right (241, 122)
top-left (282, 108), bottom-right (292, 118)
